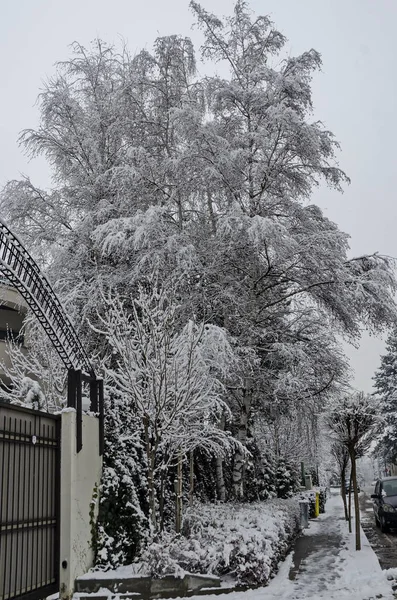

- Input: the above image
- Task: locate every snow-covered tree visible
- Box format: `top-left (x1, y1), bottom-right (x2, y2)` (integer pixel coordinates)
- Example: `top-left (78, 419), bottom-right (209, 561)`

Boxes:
top-left (1, 0), bottom-right (396, 563)
top-left (92, 281), bottom-right (244, 530)
top-left (94, 392), bottom-right (150, 568)
top-left (331, 442), bottom-right (350, 521)
top-left (0, 313), bottom-right (66, 411)
top-left (327, 391), bottom-right (380, 550)
top-left (373, 325), bottom-right (397, 462)
top-left (275, 456), bottom-right (300, 499)
top-left (186, 1), bottom-right (396, 497)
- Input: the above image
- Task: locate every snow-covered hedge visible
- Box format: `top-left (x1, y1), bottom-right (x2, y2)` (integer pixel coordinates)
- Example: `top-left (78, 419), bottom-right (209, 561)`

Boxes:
top-left (137, 498), bottom-right (301, 585)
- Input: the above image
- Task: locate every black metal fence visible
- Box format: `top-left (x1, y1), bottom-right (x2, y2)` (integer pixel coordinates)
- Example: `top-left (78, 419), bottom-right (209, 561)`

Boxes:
top-left (0, 402), bottom-right (60, 600)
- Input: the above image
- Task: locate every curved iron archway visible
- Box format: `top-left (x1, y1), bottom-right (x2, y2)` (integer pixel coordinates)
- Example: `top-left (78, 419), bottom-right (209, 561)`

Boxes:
top-left (0, 219), bottom-right (103, 452)
top-left (0, 219), bottom-right (93, 373)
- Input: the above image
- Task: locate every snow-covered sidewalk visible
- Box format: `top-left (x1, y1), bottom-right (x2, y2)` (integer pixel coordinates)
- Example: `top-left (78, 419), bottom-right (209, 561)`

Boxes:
top-left (190, 489), bottom-right (394, 600)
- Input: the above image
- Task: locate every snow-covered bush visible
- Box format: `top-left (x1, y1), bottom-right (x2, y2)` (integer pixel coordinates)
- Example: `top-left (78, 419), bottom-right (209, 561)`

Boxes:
top-left (245, 447), bottom-right (300, 501)
top-left (137, 499), bottom-right (301, 585)
top-left (275, 457), bottom-right (301, 499)
top-left (243, 442), bottom-right (274, 502)
top-left (93, 393), bottom-right (150, 568)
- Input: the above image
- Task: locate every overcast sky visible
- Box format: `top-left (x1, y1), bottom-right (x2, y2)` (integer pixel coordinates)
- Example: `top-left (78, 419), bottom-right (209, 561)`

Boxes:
top-left (1, 0), bottom-right (397, 392)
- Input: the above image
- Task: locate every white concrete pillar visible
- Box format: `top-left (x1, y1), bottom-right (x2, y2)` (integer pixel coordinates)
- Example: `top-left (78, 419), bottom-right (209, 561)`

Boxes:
top-left (60, 410), bottom-right (102, 600)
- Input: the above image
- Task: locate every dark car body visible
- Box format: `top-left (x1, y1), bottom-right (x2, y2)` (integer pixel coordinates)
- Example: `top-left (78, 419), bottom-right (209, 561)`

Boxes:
top-left (371, 477), bottom-right (397, 532)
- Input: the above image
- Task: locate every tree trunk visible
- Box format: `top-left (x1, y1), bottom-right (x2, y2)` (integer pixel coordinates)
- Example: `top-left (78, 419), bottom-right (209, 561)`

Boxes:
top-left (206, 191), bottom-right (217, 234)
top-left (189, 450), bottom-right (194, 507)
top-left (232, 383), bottom-right (252, 499)
top-left (176, 191), bottom-right (184, 230)
top-left (350, 449), bottom-right (361, 550)
top-left (175, 450), bottom-right (183, 533)
top-left (340, 465), bottom-right (349, 521)
top-left (216, 456), bottom-right (226, 502)
top-left (159, 458), bottom-right (166, 532)
top-left (216, 414), bottom-right (226, 502)
top-left (144, 416), bottom-right (157, 530)
top-left (348, 470), bottom-right (353, 533)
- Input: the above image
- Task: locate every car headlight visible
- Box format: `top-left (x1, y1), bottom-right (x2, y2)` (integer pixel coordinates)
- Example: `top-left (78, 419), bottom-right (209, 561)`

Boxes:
top-left (383, 504), bottom-right (395, 513)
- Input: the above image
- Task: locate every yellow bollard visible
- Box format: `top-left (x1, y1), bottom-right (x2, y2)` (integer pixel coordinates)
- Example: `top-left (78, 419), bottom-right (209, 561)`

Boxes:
top-left (314, 491), bottom-right (320, 517)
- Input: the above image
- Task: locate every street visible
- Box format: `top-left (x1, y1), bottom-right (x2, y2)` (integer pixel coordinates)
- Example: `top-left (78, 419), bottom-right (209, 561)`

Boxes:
top-left (360, 486), bottom-right (397, 570)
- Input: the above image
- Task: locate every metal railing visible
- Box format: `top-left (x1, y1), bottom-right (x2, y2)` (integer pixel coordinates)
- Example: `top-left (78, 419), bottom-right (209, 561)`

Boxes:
top-left (0, 220), bottom-right (104, 454)
top-left (0, 220), bottom-right (92, 374)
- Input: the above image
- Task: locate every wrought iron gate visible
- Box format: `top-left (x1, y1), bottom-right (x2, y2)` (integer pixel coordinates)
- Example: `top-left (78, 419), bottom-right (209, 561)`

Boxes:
top-left (0, 402), bottom-right (60, 600)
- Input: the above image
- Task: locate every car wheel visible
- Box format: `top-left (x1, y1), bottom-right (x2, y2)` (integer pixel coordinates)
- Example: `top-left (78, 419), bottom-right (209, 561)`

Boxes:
top-left (380, 516), bottom-right (389, 533)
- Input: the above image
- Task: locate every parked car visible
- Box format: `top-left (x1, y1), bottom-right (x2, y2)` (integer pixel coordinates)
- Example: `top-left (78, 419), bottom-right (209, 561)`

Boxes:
top-left (371, 476), bottom-right (397, 532)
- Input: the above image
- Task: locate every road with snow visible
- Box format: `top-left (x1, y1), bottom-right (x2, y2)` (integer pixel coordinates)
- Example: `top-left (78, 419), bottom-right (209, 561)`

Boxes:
top-left (360, 486), bottom-right (397, 570)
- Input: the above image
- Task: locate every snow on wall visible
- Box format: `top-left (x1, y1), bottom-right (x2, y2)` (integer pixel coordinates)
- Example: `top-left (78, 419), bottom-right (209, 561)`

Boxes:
top-left (60, 411), bottom-right (102, 600)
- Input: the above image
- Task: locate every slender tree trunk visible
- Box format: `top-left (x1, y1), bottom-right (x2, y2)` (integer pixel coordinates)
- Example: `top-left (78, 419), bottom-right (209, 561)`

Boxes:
top-left (144, 416), bottom-right (157, 530)
top-left (232, 384), bottom-right (252, 500)
top-left (176, 191), bottom-right (183, 230)
top-left (206, 191), bottom-right (217, 234)
top-left (175, 450), bottom-right (183, 533)
top-left (340, 465), bottom-right (349, 521)
top-left (350, 449), bottom-right (361, 550)
top-left (348, 470), bottom-right (353, 533)
top-left (160, 460), bottom-right (165, 532)
top-left (216, 414), bottom-right (226, 502)
top-left (189, 450), bottom-right (194, 507)
top-left (216, 457), bottom-right (226, 502)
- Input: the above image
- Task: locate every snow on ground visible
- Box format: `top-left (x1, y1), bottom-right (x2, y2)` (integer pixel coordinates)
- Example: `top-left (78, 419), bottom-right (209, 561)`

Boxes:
top-left (77, 490), bottom-right (395, 599)
top-left (78, 566), bottom-right (146, 579)
top-left (188, 490), bottom-right (394, 600)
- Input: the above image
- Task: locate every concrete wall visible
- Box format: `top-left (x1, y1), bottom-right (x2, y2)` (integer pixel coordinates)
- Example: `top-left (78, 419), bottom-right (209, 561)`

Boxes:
top-left (60, 410), bottom-right (102, 600)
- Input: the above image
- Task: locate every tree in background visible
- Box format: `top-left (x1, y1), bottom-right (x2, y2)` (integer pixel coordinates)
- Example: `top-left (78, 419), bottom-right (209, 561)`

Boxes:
top-left (331, 442), bottom-right (350, 522)
top-left (0, 314), bottom-right (66, 411)
top-left (92, 281), bottom-right (246, 532)
top-left (327, 391), bottom-right (379, 550)
top-left (373, 325), bottom-right (397, 465)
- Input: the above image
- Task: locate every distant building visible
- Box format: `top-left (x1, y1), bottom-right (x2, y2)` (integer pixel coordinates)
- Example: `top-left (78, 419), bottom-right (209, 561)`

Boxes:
top-left (0, 276), bottom-right (27, 391)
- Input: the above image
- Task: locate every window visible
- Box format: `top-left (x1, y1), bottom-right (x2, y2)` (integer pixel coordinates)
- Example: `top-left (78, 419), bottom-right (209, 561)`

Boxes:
top-left (382, 481), bottom-right (397, 497)
top-left (0, 329), bottom-right (24, 345)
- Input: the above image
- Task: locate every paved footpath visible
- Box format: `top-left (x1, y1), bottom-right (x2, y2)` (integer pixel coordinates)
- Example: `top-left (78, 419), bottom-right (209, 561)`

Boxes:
top-left (191, 489), bottom-right (395, 600)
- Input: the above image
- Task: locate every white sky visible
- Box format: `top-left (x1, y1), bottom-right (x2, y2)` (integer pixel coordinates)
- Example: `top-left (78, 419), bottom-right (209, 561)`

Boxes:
top-left (1, 0), bottom-right (397, 392)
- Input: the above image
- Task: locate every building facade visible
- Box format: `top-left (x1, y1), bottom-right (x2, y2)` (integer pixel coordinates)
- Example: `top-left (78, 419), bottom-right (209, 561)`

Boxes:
top-left (0, 277), bottom-right (27, 389)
